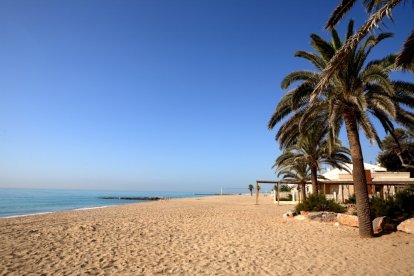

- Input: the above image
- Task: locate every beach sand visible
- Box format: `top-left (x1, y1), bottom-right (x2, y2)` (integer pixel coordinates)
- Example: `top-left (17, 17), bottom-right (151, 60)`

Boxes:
top-left (1, 194), bottom-right (413, 275)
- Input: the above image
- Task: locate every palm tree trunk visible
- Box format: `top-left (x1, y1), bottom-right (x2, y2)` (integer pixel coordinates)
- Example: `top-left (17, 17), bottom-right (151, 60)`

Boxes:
top-left (310, 164), bottom-right (318, 195)
top-left (344, 113), bottom-right (374, 238)
top-left (301, 181), bottom-right (306, 200)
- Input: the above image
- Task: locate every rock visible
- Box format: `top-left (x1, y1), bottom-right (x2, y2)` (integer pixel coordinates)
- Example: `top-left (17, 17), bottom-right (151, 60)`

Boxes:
top-left (100, 196), bottom-right (164, 201)
top-left (300, 211), bottom-right (309, 217)
top-left (384, 223), bottom-right (397, 231)
top-left (334, 222), bottom-right (340, 227)
top-left (308, 212), bottom-right (324, 221)
top-left (286, 210), bottom-right (298, 217)
top-left (372, 216), bottom-right (387, 233)
top-left (397, 218), bottom-right (414, 234)
top-left (346, 205), bottom-right (357, 215)
top-left (321, 212), bottom-right (337, 223)
top-left (294, 215), bottom-right (306, 221)
top-left (337, 213), bottom-right (359, 227)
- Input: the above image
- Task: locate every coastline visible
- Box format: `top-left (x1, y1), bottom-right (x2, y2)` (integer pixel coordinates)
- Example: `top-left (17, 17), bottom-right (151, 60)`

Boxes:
top-left (0, 206), bottom-right (111, 219)
top-left (0, 188), bottom-right (201, 219)
top-left (1, 194), bottom-right (413, 275)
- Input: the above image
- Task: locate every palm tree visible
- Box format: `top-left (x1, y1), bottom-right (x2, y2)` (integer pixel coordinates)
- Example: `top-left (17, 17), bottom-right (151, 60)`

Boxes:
top-left (317, 0), bottom-right (413, 91)
top-left (273, 116), bottom-right (351, 195)
top-left (269, 21), bottom-right (414, 237)
top-left (274, 155), bottom-right (312, 201)
top-left (248, 184), bottom-right (254, 196)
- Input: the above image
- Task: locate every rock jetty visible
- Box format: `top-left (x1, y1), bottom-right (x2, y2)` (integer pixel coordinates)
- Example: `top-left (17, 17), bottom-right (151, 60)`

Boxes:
top-left (100, 196), bottom-right (164, 201)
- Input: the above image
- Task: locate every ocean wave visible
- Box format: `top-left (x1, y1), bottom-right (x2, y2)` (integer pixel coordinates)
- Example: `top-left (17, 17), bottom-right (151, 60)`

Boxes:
top-left (73, 206), bottom-right (109, 211)
top-left (1, 211), bottom-right (55, 219)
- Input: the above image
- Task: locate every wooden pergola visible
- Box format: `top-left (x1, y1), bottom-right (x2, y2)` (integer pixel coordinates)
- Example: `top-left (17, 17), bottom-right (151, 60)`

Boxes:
top-left (255, 180), bottom-right (304, 205)
top-left (255, 179), bottom-right (414, 205)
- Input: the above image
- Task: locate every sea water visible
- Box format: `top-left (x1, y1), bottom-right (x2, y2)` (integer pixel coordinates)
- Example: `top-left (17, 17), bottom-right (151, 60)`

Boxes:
top-left (0, 188), bottom-right (196, 218)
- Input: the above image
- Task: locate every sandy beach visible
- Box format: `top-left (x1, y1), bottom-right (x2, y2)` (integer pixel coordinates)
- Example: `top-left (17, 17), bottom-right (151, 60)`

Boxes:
top-left (1, 195), bottom-right (413, 275)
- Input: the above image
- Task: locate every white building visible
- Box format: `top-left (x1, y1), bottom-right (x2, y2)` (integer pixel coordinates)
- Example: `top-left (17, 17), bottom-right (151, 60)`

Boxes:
top-left (311, 163), bottom-right (414, 202)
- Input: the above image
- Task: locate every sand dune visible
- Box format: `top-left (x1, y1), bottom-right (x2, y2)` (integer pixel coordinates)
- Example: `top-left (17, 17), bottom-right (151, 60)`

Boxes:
top-left (1, 195), bottom-right (413, 275)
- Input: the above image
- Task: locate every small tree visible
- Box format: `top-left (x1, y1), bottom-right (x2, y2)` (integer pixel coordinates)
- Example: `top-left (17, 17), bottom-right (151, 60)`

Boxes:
top-left (248, 184), bottom-right (254, 196)
top-left (377, 128), bottom-right (414, 176)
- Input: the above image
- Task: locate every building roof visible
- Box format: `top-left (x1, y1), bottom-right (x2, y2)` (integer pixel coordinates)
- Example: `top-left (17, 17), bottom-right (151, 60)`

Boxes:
top-left (322, 163), bottom-right (387, 180)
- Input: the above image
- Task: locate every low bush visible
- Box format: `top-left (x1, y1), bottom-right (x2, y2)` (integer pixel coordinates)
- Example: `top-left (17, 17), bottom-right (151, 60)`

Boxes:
top-left (369, 189), bottom-right (414, 220)
top-left (344, 194), bottom-right (356, 204)
top-left (295, 194), bottom-right (346, 213)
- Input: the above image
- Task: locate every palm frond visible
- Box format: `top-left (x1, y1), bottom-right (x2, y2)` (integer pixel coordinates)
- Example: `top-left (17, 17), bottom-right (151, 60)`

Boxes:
top-left (268, 93), bottom-right (294, 129)
top-left (315, 0), bottom-right (401, 96)
top-left (332, 29), bottom-right (342, 50)
top-left (369, 108), bottom-right (395, 134)
top-left (310, 34), bottom-right (335, 61)
top-left (326, 0), bottom-right (358, 30)
top-left (361, 64), bottom-right (394, 95)
top-left (396, 108), bottom-right (414, 131)
top-left (366, 54), bottom-right (397, 71)
top-left (357, 111), bottom-right (382, 145)
top-left (368, 94), bottom-right (397, 118)
top-left (396, 29), bottom-right (414, 69)
top-left (346, 19), bottom-right (355, 40)
top-left (281, 71), bottom-right (316, 90)
top-left (294, 51), bottom-right (327, 70)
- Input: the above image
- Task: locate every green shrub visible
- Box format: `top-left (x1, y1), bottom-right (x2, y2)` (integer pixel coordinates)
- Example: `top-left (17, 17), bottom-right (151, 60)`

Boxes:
top-left (368, 189), bottom-right (414, 220)
top-left (369, 196), bottom-right (393, 219)
top-left (344, 194), bottom-right (356, 204)
top-left (295, 194), bottom-right (346, 213)
top-left (394, 189), bottom-right (414, 218)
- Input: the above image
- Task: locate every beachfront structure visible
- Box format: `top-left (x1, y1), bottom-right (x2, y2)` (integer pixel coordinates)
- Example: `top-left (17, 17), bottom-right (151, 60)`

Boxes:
top-left (256, 163), bottom-right (414, 204)
top-left (316, 163), bottom-right (414, 202)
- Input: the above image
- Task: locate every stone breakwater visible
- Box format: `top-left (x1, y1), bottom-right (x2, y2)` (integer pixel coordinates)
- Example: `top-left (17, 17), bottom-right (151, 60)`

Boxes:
top-left (100, 196), bottom-right (165, 200)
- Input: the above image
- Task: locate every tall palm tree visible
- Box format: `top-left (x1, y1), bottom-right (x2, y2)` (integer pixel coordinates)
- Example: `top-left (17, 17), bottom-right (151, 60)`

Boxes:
top-left (274, 155), bottom-right (312, 201)
top-left (269, 21), bottom-right (414, 237)
top-left (273, 114), bottom-right (351, 195)
top-left (317, 0), bottom-right (413, 91)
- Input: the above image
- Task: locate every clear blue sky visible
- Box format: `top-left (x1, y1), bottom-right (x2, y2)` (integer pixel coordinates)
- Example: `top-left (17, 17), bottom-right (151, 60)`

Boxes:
top-left (0, 1), bottom-right (413, 192)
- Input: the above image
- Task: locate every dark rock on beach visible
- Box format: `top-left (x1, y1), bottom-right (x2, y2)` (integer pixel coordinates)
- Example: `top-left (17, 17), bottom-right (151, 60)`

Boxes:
top-left (100, 197), bottom-right (164, 201)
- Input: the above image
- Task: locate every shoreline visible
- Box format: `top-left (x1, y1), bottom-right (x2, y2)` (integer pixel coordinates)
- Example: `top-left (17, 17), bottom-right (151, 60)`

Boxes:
top-left (1, 194), bottom-right (413, 275)
top-left (0, 191), bottom-right (214, 219)
top-left (0, 205), bottom-right (112, 219)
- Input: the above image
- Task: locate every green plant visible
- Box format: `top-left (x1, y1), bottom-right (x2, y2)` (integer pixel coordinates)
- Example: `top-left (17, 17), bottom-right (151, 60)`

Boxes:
top-left (369, 196), bottom-right (392, 219)
top-left (368, 190), bottom-right (414, 220)
top-left (344, 194), bottom-right (356, 204)
top-left (295, 194), bottom-right (346, 213)
top-left (268, 19), bottom-right (414, 237)
top-left (248, 184), bottom-right (254, 196)
top-left (394, 190), bottom-right (414, 218)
